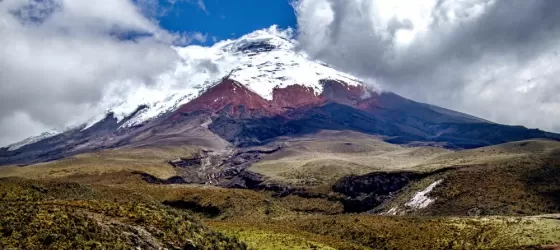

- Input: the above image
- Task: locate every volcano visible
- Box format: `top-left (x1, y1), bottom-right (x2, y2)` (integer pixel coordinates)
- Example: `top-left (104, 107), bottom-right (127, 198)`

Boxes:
top-left (1, 27), bottom-right (559, 166)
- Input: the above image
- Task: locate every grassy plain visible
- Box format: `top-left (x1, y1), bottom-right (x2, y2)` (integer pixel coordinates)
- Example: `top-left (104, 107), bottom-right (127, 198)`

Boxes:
top-left (1, 135), bottom-right (560, 249)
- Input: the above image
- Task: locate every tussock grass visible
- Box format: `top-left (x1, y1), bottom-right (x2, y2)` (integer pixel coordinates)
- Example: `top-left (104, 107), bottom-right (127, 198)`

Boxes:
top-left (1, 173), bottom-right (559, 249)
top-left (216, 228), bottom-right (336, 250)
top-left (0, 146), bottom-right (199, 180)
top-left (0, 178), bottom-right (246, 250)
top-left (1, 138), bottom-right (560, 249)
top-left (424, 157), bottom-right (560, 216)
top-left (415, 139), bottom-right (560, 171)
top-left (207, 214), bottom-right (560, 249)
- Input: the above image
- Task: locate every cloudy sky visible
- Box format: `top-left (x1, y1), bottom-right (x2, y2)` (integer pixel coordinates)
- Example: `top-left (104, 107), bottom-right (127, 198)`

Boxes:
top-left (295, 0), bottom-right (560, 134)
top-left (1, 0), bottom-right (560, 146)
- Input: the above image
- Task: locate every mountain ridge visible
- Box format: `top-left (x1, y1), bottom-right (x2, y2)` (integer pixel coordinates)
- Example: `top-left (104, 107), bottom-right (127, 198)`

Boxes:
top-left (1, 26), bottom-right (560, 166)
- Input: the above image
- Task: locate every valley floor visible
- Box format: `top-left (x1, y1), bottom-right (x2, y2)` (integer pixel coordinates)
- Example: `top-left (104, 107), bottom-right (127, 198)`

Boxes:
top-left (1, 175), bottom-right (559, 249)
top-left (0, 133), bottom-right (559, 249)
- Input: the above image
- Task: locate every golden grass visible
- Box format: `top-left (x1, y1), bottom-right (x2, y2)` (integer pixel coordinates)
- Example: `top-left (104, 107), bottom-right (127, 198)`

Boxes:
top-left (427, 159), bottom-right (560, 216)
top-left (215, 227), bottom-right (336, 250)
top-left (1, 137), bottom-right (560, 248)
top-left (0, 178), bottom-right (246, 249)
top-left (1, 172), bottom-right (559, 249)
top-left (251, 131), bottom-right (449, 188)
top-left (415, 139), bottom-right (560, 171)
top-left (0, 146), bottom-right (200, 180)
top-left (378, 146), bottom-right (560, 217)
top-left (206, 214), bottom-right (560, 249)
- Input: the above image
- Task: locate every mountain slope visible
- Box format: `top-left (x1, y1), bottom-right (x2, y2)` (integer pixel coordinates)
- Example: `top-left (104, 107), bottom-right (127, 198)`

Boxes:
top-left (1, 26), bottom-right (559, 166)
top-left (80, 26), bottom-right (365, 130)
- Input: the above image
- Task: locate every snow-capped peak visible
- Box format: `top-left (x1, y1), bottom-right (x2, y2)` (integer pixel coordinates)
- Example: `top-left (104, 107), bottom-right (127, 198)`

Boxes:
top-left (5, 130), bottom-right (61, 151)
top-left (84, 25), bottom-right (364, 129)
top-left (222, 25), bottom-right (296, 52)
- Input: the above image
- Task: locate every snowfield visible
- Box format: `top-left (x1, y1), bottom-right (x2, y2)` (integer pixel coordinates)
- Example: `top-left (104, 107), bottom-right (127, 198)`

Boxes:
top-left (405, 179), bottom-right (443, 210)
top-left (89, 25), bottom-right (365, 129)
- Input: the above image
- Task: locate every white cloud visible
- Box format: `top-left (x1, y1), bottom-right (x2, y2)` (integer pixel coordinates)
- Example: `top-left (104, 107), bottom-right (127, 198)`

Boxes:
top-left (0, 111), bottom-right (47, 147)
top-left (3, 0), bottom-right (560, 147)
top-left (196, 0), bottom-right (208, 14)
top-left (0, 0), bottom-right (185, 146)
top-left (192, 32), bottom-right (208, 43)
top-left (294, 0), bottom-right (560, 132)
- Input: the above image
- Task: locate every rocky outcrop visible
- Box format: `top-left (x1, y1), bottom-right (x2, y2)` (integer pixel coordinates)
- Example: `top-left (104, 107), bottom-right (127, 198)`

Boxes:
top-left (332, 168), bottom-right (457, 213)
top-left (221, 170), bottom-right (299, 197)
top-left (333, 172), bottom-right (420, 197)
top-left (332, 172), bottom-right (421, 213)
top-left (175, 79), bottom-right (283, 118)
top-left (167, 157), bottom-right (201, 168)
top-left (132, 171), bottom-right (189, 185)
top-left (224, 170), bottom-right (264, 189)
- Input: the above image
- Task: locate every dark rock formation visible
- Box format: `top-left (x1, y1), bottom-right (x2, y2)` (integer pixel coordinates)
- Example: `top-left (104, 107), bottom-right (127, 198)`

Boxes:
top-left (223, 171), bottom-right (264, 189)
top-left (167, 157), bottom-right (202, 168)
top-left (132, 171), bottom-right (190, 185)
top-left (332, 168), bottom-right (456, 213)
top-left (333, 172), bottom-right (420, 197)
top-left (332, 172), bottom-right (420, 213)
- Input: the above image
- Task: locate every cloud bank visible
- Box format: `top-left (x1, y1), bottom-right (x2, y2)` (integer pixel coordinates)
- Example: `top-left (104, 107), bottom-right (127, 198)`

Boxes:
top-left (0, 0), bottom-right (185, 145)
top-left (294, 0), bottom-right (560, 132)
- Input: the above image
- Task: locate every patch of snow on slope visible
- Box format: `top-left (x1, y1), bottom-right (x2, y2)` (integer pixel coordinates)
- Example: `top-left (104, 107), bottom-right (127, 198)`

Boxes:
top-left (5, 130), bottom-right (60, 151)
top-left (82, 113), bottom-right (109, 131)
top-left (386, 207), bottom-right (399, 215)
top-left (405, 179), bottom-right (443, 210)
top-left (85, 25), bottom-right (366, 128)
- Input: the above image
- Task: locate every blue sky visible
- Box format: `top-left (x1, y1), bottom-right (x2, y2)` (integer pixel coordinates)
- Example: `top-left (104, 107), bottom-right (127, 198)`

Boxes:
top-left (155, 0), bottom-right (297, 45)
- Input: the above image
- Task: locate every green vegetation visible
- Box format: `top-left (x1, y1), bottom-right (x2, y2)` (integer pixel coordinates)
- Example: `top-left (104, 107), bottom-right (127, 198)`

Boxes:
top-left (0, 178), bottom-right (246, 250)
top-left (1, 138), bottom-right (560, 249)
top-left (1, 174), bottom-right (558, 249)
top-left (217, 228), bottom-right (336, 250)
top-left (375, 139), bottom-right (560, 217)
top-left (207, 214), bottom-right (560, 249)
top-left (425, 158), bottom-right (560, 216)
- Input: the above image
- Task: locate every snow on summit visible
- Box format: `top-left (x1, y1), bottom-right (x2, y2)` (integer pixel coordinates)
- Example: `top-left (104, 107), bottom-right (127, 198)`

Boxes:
top-left (85, 25), bottom-right (365, 129)
top-left (5, 130), bottom-right (61, 151)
